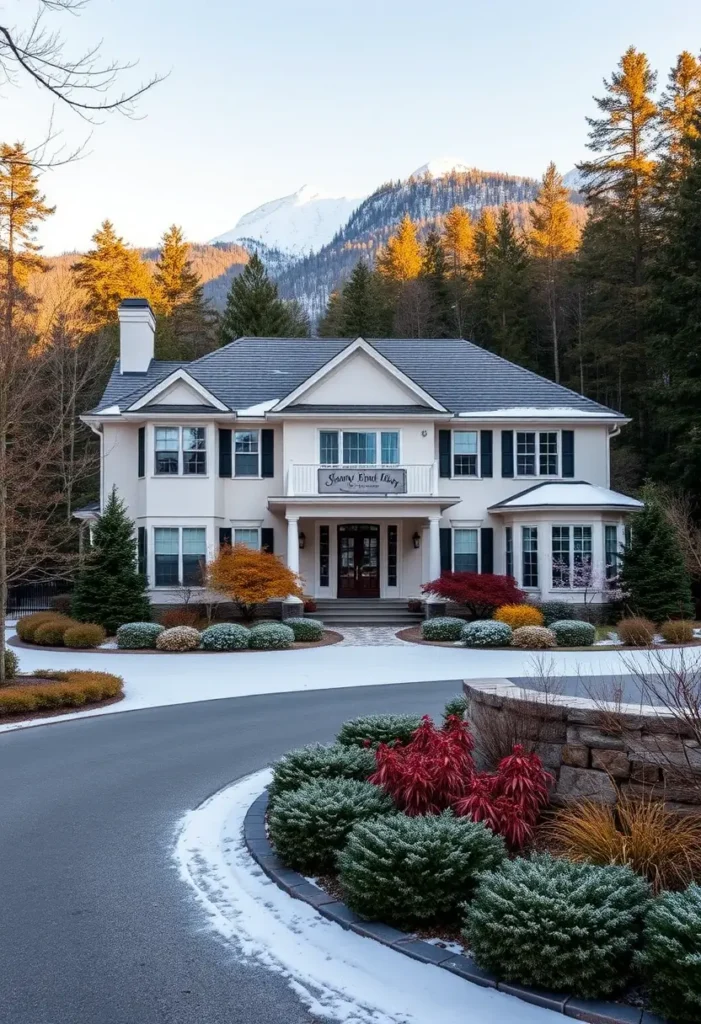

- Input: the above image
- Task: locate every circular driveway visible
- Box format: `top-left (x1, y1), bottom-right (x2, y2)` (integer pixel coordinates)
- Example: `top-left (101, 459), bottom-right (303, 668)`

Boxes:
top-left (0, 680), bottom-right (460, 1024)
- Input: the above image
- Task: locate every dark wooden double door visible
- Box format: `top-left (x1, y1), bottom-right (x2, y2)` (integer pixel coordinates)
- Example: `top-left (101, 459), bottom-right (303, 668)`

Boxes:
top-left (337, 524), bottom-right (380, 598)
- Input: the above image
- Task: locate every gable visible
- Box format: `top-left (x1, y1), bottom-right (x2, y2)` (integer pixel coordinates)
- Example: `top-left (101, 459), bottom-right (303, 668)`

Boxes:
top-left (296, 349), bottom-right (428, 407)
top-left (151, 380), bottom-right (214, 406)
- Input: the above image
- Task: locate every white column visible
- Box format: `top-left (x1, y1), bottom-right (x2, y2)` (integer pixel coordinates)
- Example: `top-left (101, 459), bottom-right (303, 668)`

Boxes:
top-left (428, 515), bottom-right (442, 590)
top-left (284, 514), bottom-right (303, 605)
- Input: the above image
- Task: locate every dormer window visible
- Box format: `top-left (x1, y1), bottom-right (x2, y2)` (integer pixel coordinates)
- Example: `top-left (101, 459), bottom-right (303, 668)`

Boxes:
top-left (154, 426), bottom-right (207, 476)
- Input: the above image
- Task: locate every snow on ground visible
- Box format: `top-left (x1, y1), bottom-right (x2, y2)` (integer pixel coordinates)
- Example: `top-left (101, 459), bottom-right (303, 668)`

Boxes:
top-left (4, 624), bottom-right (700, 734)
top-left (174, 768), bottom-right (561, 1024)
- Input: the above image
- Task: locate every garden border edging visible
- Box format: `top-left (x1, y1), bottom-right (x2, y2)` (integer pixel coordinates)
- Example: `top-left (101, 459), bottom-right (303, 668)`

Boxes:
top-left (243, 789), bottom-right (663, 1024)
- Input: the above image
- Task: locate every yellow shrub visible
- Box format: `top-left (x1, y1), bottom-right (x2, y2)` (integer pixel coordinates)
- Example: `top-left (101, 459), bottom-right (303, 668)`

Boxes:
top-left (494, 604), bottom-right (544, 629)
top-left (16, 612), bottom-right (66, 642)
top-left (0, 669), bottom-right (123, 716)
top-left (660, 620), bottom-right (695, 644)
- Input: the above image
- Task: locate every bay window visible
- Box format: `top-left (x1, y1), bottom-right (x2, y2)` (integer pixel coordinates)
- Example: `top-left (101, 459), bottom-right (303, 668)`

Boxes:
top-left (454, 528), bottom-right (478, 572)
top-left (155, 428), bottom-right (179, 475)
top-left (234, 430), bottom-right (259, 476)
top-left (522, 526), bottom-right (539, 587)
top-left (516, 431), bottom-right (559, 477)
top-left (319, 430), bottom-right (400, 466)
top-left (182, 428), bottom-right (206, 475)
top-left (453, 431), bottom-right (478, 477)
top-left (154, 426), bottom-right (207, 476)
top-left (552, 525), bottom-right (592, 588)
top-left (154, 527), bottom-right (207, 587)
top-left (605, 524), bottom-right (620, 580)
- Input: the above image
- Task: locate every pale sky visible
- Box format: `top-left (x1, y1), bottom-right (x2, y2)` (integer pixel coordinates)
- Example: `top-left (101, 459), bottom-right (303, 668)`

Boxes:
top-left (4, 0), bottom-right (701, 254)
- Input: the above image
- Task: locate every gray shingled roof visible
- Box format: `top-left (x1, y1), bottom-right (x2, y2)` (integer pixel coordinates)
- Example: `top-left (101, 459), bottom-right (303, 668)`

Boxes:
top-left (283, 404), bottom-right (443, 415)
top-left (93, 339), bottom-right (623, 416)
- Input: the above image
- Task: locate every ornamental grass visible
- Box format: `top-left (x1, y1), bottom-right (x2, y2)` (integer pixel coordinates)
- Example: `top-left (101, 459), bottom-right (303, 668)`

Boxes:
top-left (0, 669), bottom-right (123, 715)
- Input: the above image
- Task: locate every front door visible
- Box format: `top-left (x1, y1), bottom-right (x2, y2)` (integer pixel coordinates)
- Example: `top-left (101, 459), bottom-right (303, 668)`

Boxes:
top-left (337, 524), bottom-right (380, 598)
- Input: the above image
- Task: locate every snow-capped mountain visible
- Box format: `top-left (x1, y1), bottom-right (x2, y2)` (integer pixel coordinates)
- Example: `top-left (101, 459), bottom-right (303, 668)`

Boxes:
top-left (210, 185), bottom-right (364, 257)
top-left (409, 157), bottom-right (474, 178)
top-left (563, 168), bottom-right (584, 192)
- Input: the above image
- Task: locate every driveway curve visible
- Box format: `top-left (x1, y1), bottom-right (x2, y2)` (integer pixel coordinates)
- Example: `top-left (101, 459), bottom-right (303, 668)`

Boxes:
top-left (0, 679), bottom-right (460, 1024)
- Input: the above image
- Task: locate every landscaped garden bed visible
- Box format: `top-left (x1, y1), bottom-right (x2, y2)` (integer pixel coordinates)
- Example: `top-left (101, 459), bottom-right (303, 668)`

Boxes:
top-left (251, 698), bottom-right (701, 1024)
top-left (0, 649), bottom-right (124, 720)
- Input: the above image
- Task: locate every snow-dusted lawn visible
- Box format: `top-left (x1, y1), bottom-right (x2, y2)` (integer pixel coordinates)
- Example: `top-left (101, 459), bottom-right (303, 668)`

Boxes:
top-left (4, 624), bottom-right (701, 734)
top-left (175, 768), bottom-right (562, 1024)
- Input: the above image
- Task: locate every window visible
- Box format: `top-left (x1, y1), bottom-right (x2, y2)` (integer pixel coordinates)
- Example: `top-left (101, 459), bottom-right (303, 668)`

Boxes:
top-left (551, 525), bottom-right (592, 588)
top-left (381, 432), bottom-right (400, 465)
top-left (234, 430), bottom-right (259, 476)
top-left (319, 430), bottom-right (400, 466)
top-left (182, 528), bottom-right (206, 585)
top-left (155, 428), bottom-right (179, 475)
top-left (234, 528), bottom-right (260, 550)
top-left (182, 427), bottom-right (206, 475)
top-left (387, 524), bottom-right (398, 587)
top-left (343, 431), bottom-right (376, 465)
top-left (319, 525), bottom-right (330, 587)
top-left (516, 431), bottom-right (559, 477)
top-left (454, 529), bottom-right (478, 573)
top-left (320, 431), bottom-right (339, 465)
top-left (605, 525), bottom-right (620, 580)
top-left (154, 528), bottom-right (180, 586)
top-left (453, 431), bottom-right (479, 477)
top-left (505, 526), bottom-right (513, 578)
top-left (522, 526), bottom-right (538, 587)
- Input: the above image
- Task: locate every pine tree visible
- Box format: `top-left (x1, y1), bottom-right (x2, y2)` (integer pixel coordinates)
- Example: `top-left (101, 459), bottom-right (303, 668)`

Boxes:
top-left (528, 163), bottom-right (580, 381)
top-left (152, 224), bottom-right (218, 359)
top-left (658, 51), bottom-right (701, 174)
top-left (72, 488), bottom-right (151, 634)
top-left (376, 215), bottom-right (422, 282)
top-left (419, 230), bottom-right (450, 336)
top-left (218, 253), bottom-right (295, 342)
top-left (0, 142), bottom-right (54, 297)
top-left (475, 206), bottom-right (531, 364)
top-left (620, 486), bottom-right (693, 622)
top-left (318, 260), bottom-right (390, 338)
top-left (154, 225), bottom-right (201, 315)
top-left (442, 206), bottom-right (476, 336)
top-left (317, 289), bottom-right (344, 336)
top-left (473, 209), bottom-right (497, 276)
top-left (72, 220), bottom-right (153, 326)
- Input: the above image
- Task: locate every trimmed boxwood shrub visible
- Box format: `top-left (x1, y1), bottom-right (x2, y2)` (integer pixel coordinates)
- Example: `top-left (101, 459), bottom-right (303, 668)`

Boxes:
top-left (421, 616), bottom-right (465, 641)
top-left (33, 618), bottom-right (76, 646)
top-left (199, 623), bottom-right (250, 651)
top-left (537, 600), bottom-right (574, 626)
top-left (156, 626), bottom-right (201, 652)
top-left (249, 622), bottom-right (295, 650)
top-left (463, 854), bottom-right (650, 998)
top-left (549, 619), bottom-right (596, 647)
top-left (636, 883), bottom-right (701, 1023)
top-left (116, 621), bottom-right (164, 649)
top-left (339, 812), bottom-right (506, 927)
top-left (462, 619), bottom-right (512, 648)
top-left (63, 623), bottom-right (107, 649)
top-left (3, 647), bottom-right (18, 680)
top-left (660, 619), bottom-right (695, 644)
top-left (0, 669), bottom-right (123, 715)
top-left (268, 778), bottom-right (394, 872)
top-left (336, 713), bottom-right (422, 748)
top-left (287, 617), bottom-right (324, 642)
top-left (268, 743), bottom-right (376, 802)
top-left (511, 625), bottom-right (557, 649)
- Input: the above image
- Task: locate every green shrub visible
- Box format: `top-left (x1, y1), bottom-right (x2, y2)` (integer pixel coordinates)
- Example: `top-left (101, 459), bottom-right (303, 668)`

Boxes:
top-left (268, 743), bottom-right (376, 802)
top-left (463, 854), bottom-right (650, 998)
top-left (617, 616), bottom-right (656, 646)
top-left (287, 617), bottom-right (324, 642)
top-left (421, 616), bottom-right (465, 641)
top-left (660, 619), bottom-right (695, 644)
top-left (336, 714), bottom-right (422, 748)
top-left (637, 883), bottom-right (701, 1023)
top-left (116, 621), bottom-right (164, 649)
top-left (49, 593), bottom-right (74, 615)
top-left (442, 694), bottom-right (468, 722)
top-left (16, 612), bottom-right (70, 643)
top-left (549, 619), bottom-right (596, 646)
top-left (199, 622), bottom-right (250, 650)
top-left (63, 623), bottom-right (107, 649)
top-left (537, 600), bottom-right (574, 626)
top-left (155, 626), bottom-right (201, 651)
top-left (3, 647), bottom-right (18, 680)
top-left (462, 619), bottom-right (512, 648)
top-left (249, 622), bottom-right (295, 650)
top-left (33, 618), bottom-right (76, 646)
top-left (339, 812), bottom-right (506, 927)
top-left (510, 625), bottom-right (557, 649)
top-left (268, 778), bottom-right (394, 872)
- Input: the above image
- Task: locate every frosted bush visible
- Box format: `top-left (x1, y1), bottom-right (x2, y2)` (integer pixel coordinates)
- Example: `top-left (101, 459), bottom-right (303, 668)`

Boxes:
top-left (268, 743), bottom-right (375, 802)
top-left (336, 713), bottom-right (422, 748)
top-left (155, 626), bottom-right (201, 652)
top-left (116, 621), bottom-right (164, 649)
top-left (550, 619), bottom-right (596, 646)
top-left (288, 617), bottom-right (324, 642)
top-left (199, 623), bottom-right (250, 651)
top-left (462, 620), bottom-right (512, 648)
top-left (511, 625), bottom-right (557, 649)
top-left (248, 622), bottom-right (295, 650)
top-left (637, 883), bottom-right (701, 1023)
top-left (421, 616), bottom-right (465, 641)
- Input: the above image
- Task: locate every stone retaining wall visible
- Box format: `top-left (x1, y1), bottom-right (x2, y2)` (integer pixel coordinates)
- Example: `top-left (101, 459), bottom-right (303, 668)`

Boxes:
top-left (463, 679), bottom-right (701, 811)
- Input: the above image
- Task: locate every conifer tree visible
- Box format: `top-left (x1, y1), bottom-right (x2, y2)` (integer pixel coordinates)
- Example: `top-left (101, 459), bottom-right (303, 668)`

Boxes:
top-left (72, 220), bottom-right (153, 326)
top-left (376, 215), bottom-right (422, 282)
top-left (0, 142), bottom-right (55, 297)
top-left (529, 163), bottom-right (580, 381)
top-left (658, 51), bottom-right (701, 174)
top-left (218, 253), bottom-right (296, 342)
top-left (620, 486), bottom-right (693, 621)
top-left (475, 206), bottom-right (531, 364)
top-left (442, 206), bottom-right (476, 336)
top-left (473, 209), bottom-right (497, 277)
top-left (154, 225), bottom-right (201, 315)
top-left (72, 488), bottom-right (151, 634)
top-left (317, 289), bottom-right (344, 336)
top-left (419, 230), bottom-right (450, 336)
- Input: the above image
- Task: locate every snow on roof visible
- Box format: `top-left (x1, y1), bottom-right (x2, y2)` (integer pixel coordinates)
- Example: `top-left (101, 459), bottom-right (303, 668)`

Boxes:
top-left (458, 407), bottom-right (622, 419)
top-left (236, 399), bottom-right (280, 416)
top-left (490, 481), bottom-right (643, 511)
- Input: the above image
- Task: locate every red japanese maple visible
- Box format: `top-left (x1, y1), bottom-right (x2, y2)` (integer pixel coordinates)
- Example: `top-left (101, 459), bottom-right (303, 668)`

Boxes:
top-left (421, 571), bottom-right (525, 618)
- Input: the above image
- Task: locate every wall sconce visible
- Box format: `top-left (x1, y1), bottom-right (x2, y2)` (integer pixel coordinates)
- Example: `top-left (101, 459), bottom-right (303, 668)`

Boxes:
top-left (299, 532), bottom-right (306, 550)
top-left (412, 532), bottom-right (421, 549)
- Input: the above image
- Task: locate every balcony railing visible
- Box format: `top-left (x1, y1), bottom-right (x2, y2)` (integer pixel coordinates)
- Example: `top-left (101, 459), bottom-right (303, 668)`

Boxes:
top-left (287, 462), bottom-right (439, 497)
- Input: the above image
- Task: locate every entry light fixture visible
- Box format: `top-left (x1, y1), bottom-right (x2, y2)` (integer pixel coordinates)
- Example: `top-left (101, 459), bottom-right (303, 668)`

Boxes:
top-left (412, 532), bottom-right (421, 549)
top-left (299, 532), bottom-right (306, 550)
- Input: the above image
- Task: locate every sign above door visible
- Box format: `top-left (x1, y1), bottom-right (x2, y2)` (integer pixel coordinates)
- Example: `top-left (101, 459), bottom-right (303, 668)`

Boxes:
top-left (318, 468), bottom-right (407, 495)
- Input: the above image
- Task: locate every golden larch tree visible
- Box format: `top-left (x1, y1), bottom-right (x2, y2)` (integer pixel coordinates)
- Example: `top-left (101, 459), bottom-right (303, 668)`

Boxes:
top-left (376, 215), bottom-right (422, 282)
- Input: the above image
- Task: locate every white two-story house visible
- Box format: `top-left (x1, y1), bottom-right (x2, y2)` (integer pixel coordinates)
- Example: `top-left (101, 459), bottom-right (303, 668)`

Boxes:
top-left (79, 298), bottom-right (641, 617)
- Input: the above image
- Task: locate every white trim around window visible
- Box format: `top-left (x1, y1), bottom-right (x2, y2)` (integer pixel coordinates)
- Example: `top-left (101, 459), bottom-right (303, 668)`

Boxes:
top-left (453, 527), bottom-right (479, 573)
top-left (516, 429), bottom-right (560, 478)
top-left (451, 429), bottom-right (481, 479)
top-left (154, 425), bottom-right (208, 477)
top-left (317, 428), bottom-right (402, 467)
top-left (551, 524), bottom-right (593, 589)
top-left (234, 429), bottom-right (261, 477)
top-left (153, 525), bottom-right (207, 587)
top-left (521, 525), bottom-right (539, 589)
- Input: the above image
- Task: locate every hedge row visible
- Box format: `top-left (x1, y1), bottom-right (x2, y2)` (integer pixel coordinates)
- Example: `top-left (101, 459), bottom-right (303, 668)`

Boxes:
top-left (0, 669), bottom-right (123, 715)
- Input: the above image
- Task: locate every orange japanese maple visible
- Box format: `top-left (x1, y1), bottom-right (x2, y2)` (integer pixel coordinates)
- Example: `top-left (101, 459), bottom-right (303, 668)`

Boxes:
top-left (206, 543), bottom-right (302, 621)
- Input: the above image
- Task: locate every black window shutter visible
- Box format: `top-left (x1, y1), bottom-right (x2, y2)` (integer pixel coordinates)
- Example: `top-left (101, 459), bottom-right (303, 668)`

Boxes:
top-left (219, 527), bottom-right (232, 547)
top-left (501, 430), bottom-right (514, 477)
top-left (261, 527), bottom-right (274, 553)
top-left (480, 527), bottom-right (494, 574)
top-left (562, 430), bottom-right (575, 478)
top-left (439, 430), bottom-right (451, 477)
top-left (138, 426), bottom-right (145, 478)
top-left (439, 528), bottom-right (452, 573)
top-left (218, 429), bottom-right (232, 477)
top-left (261, 429), bottom-right (275, 478)
top-left (137, 526), bottom-right (147, 578)
top-left (480, 430), bottom-right (493, 477)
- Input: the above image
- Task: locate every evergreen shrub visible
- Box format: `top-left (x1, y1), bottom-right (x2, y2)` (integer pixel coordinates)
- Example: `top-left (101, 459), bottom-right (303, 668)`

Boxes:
top-left (510, 625), bottom-right (556, 649)
top-left (549, 619), bottom-right (596, 646)
top-left (442, 694), bottom-right (468, 722)
top-left (268, 743), bottom-right (376, 802)
top-left (336, 714), bottom-right (422, 748)
top-left (33, 618), bottom-right (76, 646)
top-left (116, 621), bottom-right (164, 649)
top-left (63, 623), bottom-right (107, 649)
top-left (538, 600), bottom-right (575, 626)
top-left (637, 884), bottom-right (701, 1023)
top-left (494, 604), bottom-right (544, 629)
top-left (617, 617), bottom-right (656, 646)
top-left (199, 622), bottom-right (250, 651)
top-left (248, 622), bottom-right (294, 649)
top-left (268, 778), bottom-right (394, 872)
top-left (3, 647), bottom-right (18, 680)
top-left (49, 593), bottom-right (73, 615)
top-left (0, 669), bottom-right (123, 715)
top-left (660, 619), bottom-right (695, 644)
top-left (287, 617), bottom-right (324, 642)
top-left (155, 626), bottom-right (201, 652)
top-left (16, 612), bottom-right (70, 643)
top-left (464, 854), bottom-right (650, 997)
top-left (462, 619), bottom-right (512, 648)
top-left (421, 616), bottom-right (465, 641)
top-left (339, 812), bottom-right (506, 926)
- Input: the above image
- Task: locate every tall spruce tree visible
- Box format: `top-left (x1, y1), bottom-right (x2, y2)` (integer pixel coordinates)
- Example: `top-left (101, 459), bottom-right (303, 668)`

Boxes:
top-left (442, 206), bottom-right (476, 337)
top-left (620, 486), bottom-right (693, 621)
top-left (419, 230), bottom-right (450, 337)
top-left (154, 225), bottom-right (201, 315)
top-left (218, 253), bottom-right (294, 342)
top-left (72, 220), bottom-right (153, 326)
top-left (72, 488), bottom-right (151, 634)
top-left (658, 51), bottom-right (701, 175)
top-left (475, 206), bottom-right (531, 364)
top-left (153, 225), bottom-right (217, 359)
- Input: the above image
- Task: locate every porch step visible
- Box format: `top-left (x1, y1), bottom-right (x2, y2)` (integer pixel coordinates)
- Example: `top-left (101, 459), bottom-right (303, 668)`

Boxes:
top-left (307, 598), bottom-right (424, 627)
